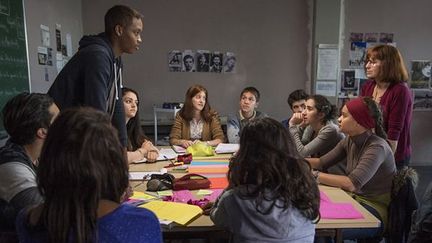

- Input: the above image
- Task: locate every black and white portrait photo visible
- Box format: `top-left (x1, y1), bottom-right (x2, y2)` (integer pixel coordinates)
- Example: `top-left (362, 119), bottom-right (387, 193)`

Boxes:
top-left (168, 50), bottom-right (182, 72)
top-left (223, 52), bottom-right (236, 73)
top-left (210, 52), bottom-right (223, 73)
top-left (196, 50), bottom-right (210, 72)
top-left (182, 50), bottom-right (196, 72)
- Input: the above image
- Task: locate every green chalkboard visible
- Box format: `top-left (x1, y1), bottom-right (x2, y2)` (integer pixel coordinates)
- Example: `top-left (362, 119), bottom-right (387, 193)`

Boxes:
top-left (0, 0), bottom-right (30, 138)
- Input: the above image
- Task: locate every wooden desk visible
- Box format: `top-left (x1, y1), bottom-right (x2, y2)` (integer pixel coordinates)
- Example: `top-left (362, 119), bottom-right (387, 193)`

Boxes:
top-left (129, 158), bottom-right (380, 243)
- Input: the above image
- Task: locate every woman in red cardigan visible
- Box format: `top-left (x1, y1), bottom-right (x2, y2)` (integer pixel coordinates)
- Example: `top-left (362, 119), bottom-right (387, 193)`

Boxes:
top-left (361, 44), bottom-right (413, 169)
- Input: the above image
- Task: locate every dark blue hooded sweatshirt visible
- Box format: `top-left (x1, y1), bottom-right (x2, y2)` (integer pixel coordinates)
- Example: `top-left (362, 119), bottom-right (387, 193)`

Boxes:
top-left (48, 33), bottom-right (127, 146)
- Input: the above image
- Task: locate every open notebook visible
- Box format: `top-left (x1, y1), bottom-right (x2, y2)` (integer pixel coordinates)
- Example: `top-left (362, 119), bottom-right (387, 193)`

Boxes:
top-left (132, 148), bottom-right (178, 163)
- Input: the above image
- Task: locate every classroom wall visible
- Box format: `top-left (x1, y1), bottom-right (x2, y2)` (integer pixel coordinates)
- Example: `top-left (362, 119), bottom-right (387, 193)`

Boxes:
top-left (80, 0), bottom-right (313, 122)
top-left (24, 0), bottom-right (83, 93)
top-left (340, 0), bottom-right (432, 165)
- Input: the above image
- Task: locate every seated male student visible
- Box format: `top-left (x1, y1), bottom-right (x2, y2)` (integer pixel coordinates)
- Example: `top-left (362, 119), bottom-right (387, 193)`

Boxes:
top-left (281, 89), bottom-right (308, 128)
top-left (0, 93), bottom-right (59, 230)
top-left (227, 87), bottom-right (267, 143)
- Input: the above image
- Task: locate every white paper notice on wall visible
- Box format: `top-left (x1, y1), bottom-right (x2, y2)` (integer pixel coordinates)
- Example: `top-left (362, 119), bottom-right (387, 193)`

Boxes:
top-left (317, 47), bottom-right (338, 80)
top-left (316, 81), bottom-right (337, 97)
top-left (66, 33), bottom-right (72, 57)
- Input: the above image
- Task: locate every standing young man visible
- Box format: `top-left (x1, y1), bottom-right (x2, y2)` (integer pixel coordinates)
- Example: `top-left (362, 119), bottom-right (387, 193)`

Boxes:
top-left (0, 93), bottom-right (59, 229)
top-left (48, 5), bottom-right (143, 146)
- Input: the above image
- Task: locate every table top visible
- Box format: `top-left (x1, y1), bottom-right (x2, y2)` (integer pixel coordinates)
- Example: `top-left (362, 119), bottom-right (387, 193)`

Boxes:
top-left (129, 155), bottom-right (380, 230)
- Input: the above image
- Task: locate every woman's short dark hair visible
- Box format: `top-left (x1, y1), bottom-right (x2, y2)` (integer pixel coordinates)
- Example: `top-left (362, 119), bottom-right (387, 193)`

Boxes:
top-left (364, 44), bottom-right (409, 83)
top-left (105, 5), bottom-right (143, 38)
top-left (229, 117), bottom-right (320, 221)
top-left (35, 107), bottom-right (129, 243)
top-left (122, 87), bottom-right (148, 151)
top-left (1, 92), bottom-right (54, 145)
top-left (179, 84), bottom-right (215, 122)
top-left (307, 95), bottom-right (337, 124)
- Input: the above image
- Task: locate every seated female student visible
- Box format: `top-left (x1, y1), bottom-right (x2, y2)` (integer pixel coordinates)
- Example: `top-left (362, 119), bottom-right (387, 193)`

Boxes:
top-left (170, 84), bottom-right (225, 148)
top-left (15, 108), bottom-right (162, 243)
top-left (208, 117), bottom-right (320, 242)
top-left (122, 87), bottom-right (159, 163)
top-left (289, 94), bottom-right (344, 158)
top-left (307, 97), bottom-right (396, 240)
top-left (227, 86), bottom-right (267, 143)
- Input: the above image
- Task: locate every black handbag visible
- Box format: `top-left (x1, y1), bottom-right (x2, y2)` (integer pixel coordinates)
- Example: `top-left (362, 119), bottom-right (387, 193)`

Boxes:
top-left (146, 173), bottom-right (175, 192)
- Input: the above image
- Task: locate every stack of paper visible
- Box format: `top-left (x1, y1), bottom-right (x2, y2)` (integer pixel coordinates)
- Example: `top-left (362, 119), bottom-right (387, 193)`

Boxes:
top-left (140, 201), bottom-right (203, 225)
top-left (215, 143), bottom-right (239, 154)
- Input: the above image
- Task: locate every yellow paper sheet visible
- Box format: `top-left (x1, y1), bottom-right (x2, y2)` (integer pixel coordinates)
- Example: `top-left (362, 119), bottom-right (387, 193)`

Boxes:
top-left (157, 190), bottom-right (173, 196)
top-left (196, 189), bottom-right (213, 195)
top-left (140, 201), bottom-right (203, 225)
top-left (130, 191), bottom-right (156, 200)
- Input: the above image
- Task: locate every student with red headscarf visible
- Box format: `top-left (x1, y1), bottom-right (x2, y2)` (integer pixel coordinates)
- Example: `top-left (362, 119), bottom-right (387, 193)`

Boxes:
top-left (307, 97), bottom-right (396, 241)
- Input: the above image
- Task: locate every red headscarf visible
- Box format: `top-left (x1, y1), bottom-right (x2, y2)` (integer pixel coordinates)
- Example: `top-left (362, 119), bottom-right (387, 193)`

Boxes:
top-left (346, 97), bottom-right (375, 129)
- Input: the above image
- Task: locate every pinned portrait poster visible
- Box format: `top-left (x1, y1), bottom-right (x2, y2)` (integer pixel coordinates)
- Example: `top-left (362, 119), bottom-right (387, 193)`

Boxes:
top-left (410, 60), bottom-right (431, 89)
top-left (223, 52), bottom-right (236, 73)
top-left (350, 32), bottom-right (363, 42)
top-left (379, 33), bottom-right (394, 43)
top-left (413, 90), bottom-right (432, 111)
top-left (349, 42), bottom-right (366, 68)
top-left (209, 52), bottom-right (223, 73)
top-left (182, 50), bottom-right (196, 72)
top-left (339, 69), bottom-right (358, 98)
top-left (168, 50), bottom-right (182, 72)
top-left (364, 33), bottom-right (378, 43)
top-left (196, 50), bottom-right (210, 72)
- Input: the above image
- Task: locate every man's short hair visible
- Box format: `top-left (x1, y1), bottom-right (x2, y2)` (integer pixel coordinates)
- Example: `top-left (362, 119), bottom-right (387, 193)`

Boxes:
top-left (241, 87), bottom-right (261, 102)
top-left (1, 93), bottom-right (54, 145)
top-left (183, 55), bottom-right (194, 63)
top-left (287, 89), bottom-right (308, 108)
top-left (105, 5), bottom-right (143, 37)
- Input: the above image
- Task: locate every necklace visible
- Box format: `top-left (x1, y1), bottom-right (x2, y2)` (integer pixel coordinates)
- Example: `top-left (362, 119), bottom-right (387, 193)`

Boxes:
top-left (372, 85), bottom-right (386, 103)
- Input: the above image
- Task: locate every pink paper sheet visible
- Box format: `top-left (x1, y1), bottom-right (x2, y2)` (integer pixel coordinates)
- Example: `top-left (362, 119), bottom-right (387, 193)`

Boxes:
top-left (320, 191), bottom-right (332, 202)
top-left (320, 201), bottom-right (364, 219)
top-left (203, 189), bottom-right (224, 201)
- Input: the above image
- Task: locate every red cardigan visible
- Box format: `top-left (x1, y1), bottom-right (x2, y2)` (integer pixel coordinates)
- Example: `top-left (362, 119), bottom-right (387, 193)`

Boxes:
top-left (361, 80), bottom-right (413, 164)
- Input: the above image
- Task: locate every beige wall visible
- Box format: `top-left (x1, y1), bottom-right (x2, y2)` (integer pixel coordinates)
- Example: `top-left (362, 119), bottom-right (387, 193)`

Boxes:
top-left (80, 0), bottom-right (313, 121)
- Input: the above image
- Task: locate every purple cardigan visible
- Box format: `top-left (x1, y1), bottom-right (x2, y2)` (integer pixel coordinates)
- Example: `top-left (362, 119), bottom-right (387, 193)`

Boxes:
top-left (361, 80), bottom-right (413, 164)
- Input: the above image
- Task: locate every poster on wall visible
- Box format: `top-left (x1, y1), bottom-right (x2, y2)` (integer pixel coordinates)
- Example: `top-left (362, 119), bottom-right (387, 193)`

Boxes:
top-left (379, 33), bottom-right (394, 43)
top-left (350, 32), bottom-right (363, 42)
top-left (339, 69), bottom-right (359, 98)
top-left (364, 33), bottom-right (378, 43)
top-left (196, 50), bottom-right (210, 72)
top-left (40, 24), bottom-right (50, 47)
top-left (413, 90), bottom-right (432, 111)
top-left (317, 47), bottom-right (338, 80)
top-left (349, 42), bottom-right (367, 68)
top-left (182, 50), bottom-right (195, 72)
top-left (410, 60), bottom-right (431, 89)
top-left (223, 52), bottom-right (236, 73)
top-left (168, 50), bottom-right (182, 72)
top-left (55, 24), bottom-right (61, 52)
top-left (210, 52), bottom-right (223, 73)
top-left (316, 81), bottom-right (336, 97)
